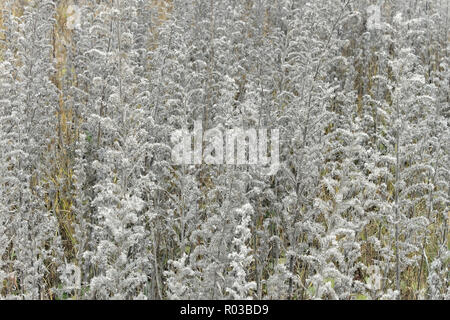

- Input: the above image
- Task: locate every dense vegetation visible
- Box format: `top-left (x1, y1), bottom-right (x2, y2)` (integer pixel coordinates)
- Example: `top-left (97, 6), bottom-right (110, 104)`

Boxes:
top-left (0, 0), bottom-right (448, 300)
